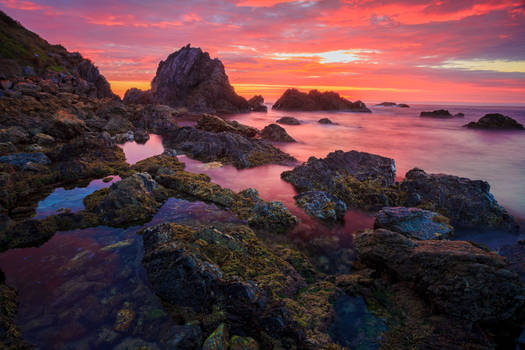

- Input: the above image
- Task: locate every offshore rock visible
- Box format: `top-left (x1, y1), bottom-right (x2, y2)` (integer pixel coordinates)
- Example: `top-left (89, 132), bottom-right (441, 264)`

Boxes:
top-left (294, 191), bottom-right (347, 222)
top-left (401, 168), bottom-right (519, 232)
top-left (196, 114), bottom-right (258, 138)
top-left (140, 222), bottom-right (306, 348)
top-left (318, 118), bottom-right (335, 124)
top-left (150, 45), bottom-right (249, 113)
top-left (374, 206), bottom-right (453, 240)
top-left (260, 124), bottom-right (296, 142)
top-left (355, 229), bottom-right (525, 338)
top-left (464, 113), bottom-right (524, 130)
top-left (122, 88), bottom-right (153, 105)
top-left (276, 116), bottom-right (301, 125)
top-left (420, 109), bottom-right (463, 118)
top-left (272, 89), bottom-right (371, 112)
top-left (247, 95), bottom-right (267, 112)
top-left (162, 127), bottom-right (296, 169)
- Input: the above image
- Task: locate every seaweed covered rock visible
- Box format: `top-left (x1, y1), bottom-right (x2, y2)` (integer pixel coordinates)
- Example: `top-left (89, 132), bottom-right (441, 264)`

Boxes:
top-left (276, 116), bottom-right (301, 125)
top-left (150, 45), bottom-right (249, 113)
top-left (355, 229), bottom-right (525, 338)
top-left (162, 127), bottom-right (296, 169)
top-left (0, 152), bottom-right (50, 168)
top-left (83, 173), bottom-right (167, 226)
top-left (401, 168), bottom-right (519, 232)
top-left (0, 278), bottom-right (33, 350)
top-left (272, 89), bottom-right (371, 112)
top-left (247, 95), bottom-right (267, 112)
top-left (140, 222), bottom-right (306, 348)
top-left (196, 114), bottom-right (258, 138)
top-left (294, 191), bottom-right (347, 222)
top-left (260, 124), bottom-right (296, 143)
top-left (374, 207), bottom-right (453, 240)
top-left (464, 113), bottom-right (524, 130)
top-left (281, 150), bottom-right (398, 211)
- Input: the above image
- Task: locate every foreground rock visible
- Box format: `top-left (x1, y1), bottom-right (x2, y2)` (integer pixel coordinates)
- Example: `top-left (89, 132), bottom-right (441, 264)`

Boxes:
top-left (196, 114), bottom-right (258, 137)
top-left (464, 113), bottom-right (524, 130)
top-left (401, 168), bottom-right (519, 232)
top-left (272, 89), bottom-right (371, 112)
top-left (374, 207), bottom-right (453, 240)
top-left (141, 222), bottom-right (306, 348)
top-left (260, 124), bottom-right (296, 142)
top-left (247, 95), bottom-right (267, 112)
top-left (420, 109), bottom-right (463, 118)
top-left (0, 275), bottom-right (33, 349)
top-left (145, 45), bottom-right (249, 113)
top-left (162, 126), bottom-right (296, 169)
top-left (355, 229), bottom-right (525, 343)
top-left (294, 191), bottom-right (347, 222)
top-left (282, 150), bottom-right (399, 212)
top-left (276, 116), bottom-right (301, 125)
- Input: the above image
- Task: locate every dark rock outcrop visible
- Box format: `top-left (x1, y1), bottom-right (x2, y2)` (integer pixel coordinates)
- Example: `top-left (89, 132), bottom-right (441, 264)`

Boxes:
top-left (401, 168), bottom-right (519, 232)
top-left (149, 44), bottom-right (249, 113)
top-left (247, 95), bottom-right (267, 112)
top-left (122, 88), bottom-right (152, 105)
top-left (375, 102), bottom-right (410, 108)
top-left (260, 124), bottom-right (296, 142)
top-left (318, 118), bottom-right (335, 125)
top-left (0, 152), bottom-right (50, 168)
top-left (196, 114), bottom-right (258, 138)
top-left (294, 191), bottom-right (347, 222)
top-left (420, 109), bottom-right (463, 118)
top-left (374, 207), bottom-right (453, 240)
top-left (464, 113), bottom-right (524, 130)
top-left (276, 116), bottom-right (301, 125)
top-left (162, 126), bottom-right (296, 169)
top-left (0, 277), bottom-right (33, 349)
top-left (355, 229), bottom-right (525, 340)
top-left (272, 89), bottom-right (371, 112)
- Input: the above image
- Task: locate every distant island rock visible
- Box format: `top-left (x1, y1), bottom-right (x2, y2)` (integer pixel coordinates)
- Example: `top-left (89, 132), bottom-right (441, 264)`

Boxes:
top-left (420, 109), bottom-right (464, 118)
top-left (318, 118), bottom-right (336, 124)
top-left (276, 116), bottom-right (301, 125)
top-left (464, 113), bottom-right (524, 130)
top-left (272, 88), bottom-right (371, 112)
top-left (247, 95), bottom-right (267, 112)
top-left (123, 44), bottom-right (250, 114)
top-left (375, 102), bottom-right (410, 108)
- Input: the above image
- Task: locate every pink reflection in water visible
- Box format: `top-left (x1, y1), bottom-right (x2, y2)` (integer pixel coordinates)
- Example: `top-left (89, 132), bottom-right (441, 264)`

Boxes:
top-left (119, 134), bottom-right (164, 164)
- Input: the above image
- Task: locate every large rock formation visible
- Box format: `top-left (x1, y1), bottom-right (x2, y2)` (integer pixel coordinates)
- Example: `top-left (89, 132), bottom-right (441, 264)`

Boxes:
top-left (355, 229), bottom-right (525, 341)
top-left (272, 89), bottom-right (371, 112)
top-left (148, 44), bottom-right (249, 113)
top-left (0, 11), bottom-right (117, 99)
top-left (464, 113), bottom-right (524, 130)
top-left (401, 168), bottom-right (519, 232)
top-left (162, 126), bottom-right (296, 169)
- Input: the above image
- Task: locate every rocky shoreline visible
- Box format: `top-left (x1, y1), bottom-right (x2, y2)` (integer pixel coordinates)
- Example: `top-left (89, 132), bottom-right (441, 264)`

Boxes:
top-left (1, 9), bottom-right (524, 350)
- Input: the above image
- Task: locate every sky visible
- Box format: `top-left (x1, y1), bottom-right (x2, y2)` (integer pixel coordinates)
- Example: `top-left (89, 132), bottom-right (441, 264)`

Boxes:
top-left (1, 0), bottom-right (525, 104)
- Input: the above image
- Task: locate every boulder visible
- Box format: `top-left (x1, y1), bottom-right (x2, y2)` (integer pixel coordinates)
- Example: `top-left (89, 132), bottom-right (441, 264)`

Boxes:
top-left (133, 129), bottom-right (150, 143)
top-left (150, 44), bottom-right (249, 113)
top-left (276, 116), bottom-right (301, 125)
top-left (0, 126), bottom-right (30, 144)
top-left (281, 150), bottom-right (398, 211)
top-left (196, 114), bottom-right (258, 138)
top-left (272, 89), bottom-right (371, 112)
top-left (401, 168), bottom-right (519, 232)
top-left (355, 229), bottom-right (525, 336)
top-left (123, 88), bottom-right (153, 105)
top-left (318, 118), bottom-right (335, 124)
top-left (247, 95), bottom-right (267, 112)
top-left (397, 103), bottom-right (409, 108)
top-left (374, 207), bottom-right (453, 240)
top-left (0, 152), bottom-right (50, 168)
top-left (375, 102), bottom-right (396, 107)
top-left (49, 109), bottom-right (87, 139)
top-left (294, 191), bottom-right (347, 222)
top-left (464, 113), bottom-right (524, 130)
top-left (420, 109), bottom-right (461, 118)
top-left (260, 124), bottom-right (296, 142)
top-left (162, 126), bottom-right (296, 169)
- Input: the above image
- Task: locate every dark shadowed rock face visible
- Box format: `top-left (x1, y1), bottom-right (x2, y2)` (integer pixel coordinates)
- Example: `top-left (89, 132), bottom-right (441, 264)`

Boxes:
top-left (163, 126), bottom-right (296, 169)
top-left (401, 168), bottom-right (519, 232)
top-left (276, 116), bottom-right (301, 125)
top-left (260, 124), bottom-right (296, 142)
top-left (272, 89), bottom-right (371, 112)
top-left (196, 114), bottom-right (258, 138)
top-left (123, 88), bottom-right (153, 105)
top-left (247, 95), bottom-right (267, 112)
top-left (318, 118), bottom-right (335, 124)
top-left (464, 113), bottom-right (524, 130)
top-left (355, 229), bottom-right (525, 336)
top-left (420, 109), bottom-right (463, 118)
top-left (294, 191), bottom-right (347, 222)
top-left (374, 206), bottom-right (453, 240)
top-left (150, 44), bottom-right (249, 113)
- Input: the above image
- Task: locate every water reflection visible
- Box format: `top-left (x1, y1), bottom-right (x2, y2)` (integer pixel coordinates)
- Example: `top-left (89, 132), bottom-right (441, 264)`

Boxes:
top-left (119, 134), bottom-right (164, 164)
